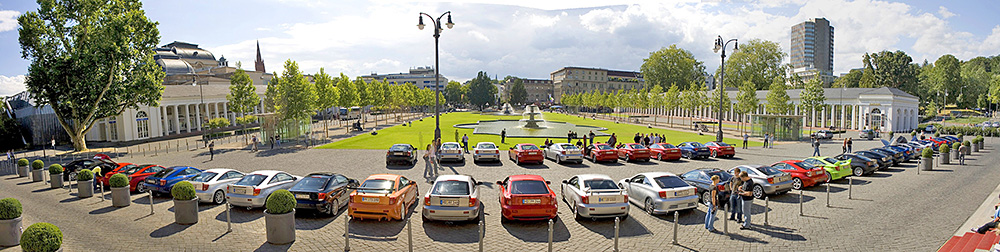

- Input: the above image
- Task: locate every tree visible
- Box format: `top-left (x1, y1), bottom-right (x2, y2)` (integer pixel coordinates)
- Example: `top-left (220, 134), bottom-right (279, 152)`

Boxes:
top-left (663, 85), bottom-right (681, 127)
top-left (680, 84), bottom-right (707, 119)
top-left (227, 63), bottom-right (261, 143)
top-left (18, 0), bottom-right (165, 151)
top-left (648, 85), bottom-right (663, 125)
top-left (869, 50), bottom-right (920, 94)
top-left (720, 39), bottom-right (786, 90)
top-left (960, 62), bottom-right (990, 108)
top-left (799, 78), bottom-right (826, 129)
top-left (832, 69), bottom-right (862, 88)
top-left (765, 76), bottom-right (792, 115)
top-left (508, 78), bottom-right (527, 105)
top-left (734, 80), bottom-right (759, 134)
top-left (337, 73), bottom-right (358, 129)
top-left (276, 60), bottom-right (317, 126)
top-left (313, 68), bottom-right (338, 137)
top-left (264, 72), bottom-right (280, 112)
top-left (932, 54), bottom-right (962, 106)
top-left (710, 85), bottom-right (730, 124)
top-left (859, 53), bottom-right (877, 88)
top-left (640, 44), bottom-right (706, 90)
top-left (467, 71), bottom-right (497, 109)
top-left (443, 81), bottom-right (465, 106)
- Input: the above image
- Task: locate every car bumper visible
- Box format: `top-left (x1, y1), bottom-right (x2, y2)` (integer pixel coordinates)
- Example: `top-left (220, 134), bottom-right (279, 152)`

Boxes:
top-left (227, 193), bottom-right (268, 208)
top-left (195, 190), bottom-right (217, 203)
top-left (592, 154), bottom-right (618, 162)
top-left (515, 156), bottom-right (544, 163)
top-left (422, 205), bottom-right (480, 221)
top-left (144, 183), bottom-right (171, 194)
top-left (801, 175), bottom-right (827, 188)
top-left (859, 165), bottom-right (879, 173)
top-left (438, 153), bottom-right (464, 161)
top-left (656, 152), bottom-right (682, 160)
top-left (295, 199), bottom-right (329, 211)
top-left (501, 204), bottom-right (557, 220)
top-left (387, 156), bottom-right (414, 162)
top-left (556, 154), bottom-right (583, 162)
top-left (652, 195), bottom-right (699, 213)
top-left (827, 168), bottom-right (852, 180)
top-left (622, 153), bottom-right (650, 160)
top-left (473, 153), bottom-right (500, 161)
top-left (576, 202), bottom-right (629, 218)
top-left (763, 181), bottom-right (794, 194)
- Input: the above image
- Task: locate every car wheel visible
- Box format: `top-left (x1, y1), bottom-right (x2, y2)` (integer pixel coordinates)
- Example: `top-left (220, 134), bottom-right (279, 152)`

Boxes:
top-left (825, 171), bottom-right (832, 183)
top-left (213, 190), bottom-right (226, 204)
top-left (398, 202), bottom-right (406, 220)
top-left (702, 191), bottom-right (712, 206)
top-left (515, 158), bottom-right (520, 165)
top-left (645, 198), bottom-right (655, 215)
top-left (572, 202), bottom-right (583, 220)
top-left (136, 183), bottom-right (147, 193)
top-left (753, 185), bottom-right (764, 199)
top-left (592, 155), bottom-right (598, 163)
top-left (324, 199), bottom-right (338, 216)
top-left (792, 178), bottom-right (803, 190)
top-left (710, 151), bottom-right (717, 158)
top-left (626, 154), bottom-right (631, 162)
top-left (657, 153), bottom-right (663, 160)
top-left (853, 167), bottom-right (864, 177)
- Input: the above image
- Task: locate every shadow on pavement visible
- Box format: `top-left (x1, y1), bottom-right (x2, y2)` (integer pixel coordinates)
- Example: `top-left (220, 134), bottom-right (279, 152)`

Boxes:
top-left (751, 225), bottom-right (806, 241)
top-left (767, 192), bottom-right (816, 204)
top-left (32, 187), bottom-right (58, 193)
top-left (423, 217), bottom-right (479, 243)
top-left (500, 216), bottom-right (571, 243)
top-left (254, 241), bottom-right (293, 252)
top-left (59, 196), bottom-right (88, 203)
top-left (253, 147), bottom-right (307, 158)
top-left (516, 163), bottom-right (550, 169)
top-left (346, 203), bottom-right (418, 241)
top-left (294, 209), bottom-right (338, 230)
top-left (150, 223), bottom-right (193, 238)
top-left (652, 209), bottom-right (701, 225)
top-left (133, 194), bottom-right (172, 205)
top-left (214, 207), bottom-right (264, 223)
top-left (472, 161), bottom-right (503, 167)
top-left (560, 163), bottom-right (590, 169)
top-left (89, 205), bottom-right (123, 215)
top-left (576, 216), bottom-right (652, 238)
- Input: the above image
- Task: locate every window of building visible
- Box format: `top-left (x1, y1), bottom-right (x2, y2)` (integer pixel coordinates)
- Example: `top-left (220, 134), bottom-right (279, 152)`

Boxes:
top-left (136, 111), bottom-right (150, 139)
top-left (108, 120), bottom-right (118, 141)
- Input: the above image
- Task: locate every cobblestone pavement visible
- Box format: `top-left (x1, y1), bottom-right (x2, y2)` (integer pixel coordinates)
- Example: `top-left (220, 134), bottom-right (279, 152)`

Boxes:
top-left (1, 136), bottom-right (998, 252)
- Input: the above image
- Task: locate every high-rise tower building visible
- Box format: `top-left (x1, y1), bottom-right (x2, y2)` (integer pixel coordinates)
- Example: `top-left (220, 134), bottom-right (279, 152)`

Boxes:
top-left (790, 18), bottom-right (835, 86)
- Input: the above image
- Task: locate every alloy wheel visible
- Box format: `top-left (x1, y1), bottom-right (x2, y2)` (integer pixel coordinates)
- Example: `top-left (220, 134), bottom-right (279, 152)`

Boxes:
top-left (136, 184), bottom-right (147, 193)
top-left (711, 151), bottom-right (717, 158)
top-left (753, 185), bottom-right (764, 199)
top-left (853, 167), bottom-right (864, 177)
top-left (825, 171), bottom-right (832, 183)
top-left (213, 190), bottom-right (226, 204)
top-left (657, 153), bottom-right (663, 160)
top-left (645, 198), bottom-right (654, 215)
top-left (792, 178), bottom-right (803, 190)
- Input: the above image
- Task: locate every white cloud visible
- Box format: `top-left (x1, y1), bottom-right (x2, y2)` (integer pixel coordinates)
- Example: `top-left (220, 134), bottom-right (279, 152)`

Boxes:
top-left (467, 30), bottom-right (490, 42)
top-left (0, 75), bottom-right (26, 96)
top-left (938, 6), bottom-right (956, 19)
top-left (0, 10), bottom-right (19, 33)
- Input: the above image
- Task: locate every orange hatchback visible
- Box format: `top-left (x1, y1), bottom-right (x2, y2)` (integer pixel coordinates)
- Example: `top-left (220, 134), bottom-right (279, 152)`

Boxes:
top-left (349, 174), bottom-right (419, 221)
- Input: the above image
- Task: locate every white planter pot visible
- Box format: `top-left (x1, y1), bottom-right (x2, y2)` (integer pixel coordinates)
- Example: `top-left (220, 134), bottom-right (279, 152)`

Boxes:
top-left (173, 197), bottom-right (199, 225)
top-left (16, 165), bottom-right (27, 178)
top-left (265, 209), bottom-right (296, 244)
top-left (50, 174), bottom-right (63, 189)
top-left (111, 187), bottom-right (130, 207)
top-left (0, 217), bottom-right (21, 247)
top-left (31, 169), bottom-right (44, 182)
top-left (941, 153), bottom-right (950, 164)
top-left (78, 180), bottom-right (94, 198)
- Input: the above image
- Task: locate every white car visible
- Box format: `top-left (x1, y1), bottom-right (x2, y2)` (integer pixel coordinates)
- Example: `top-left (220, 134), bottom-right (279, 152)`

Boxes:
top-left (473, 142), bottom-right (500, 162)
top-left (544, 143), bottom-right (584, 164)
top-left (618, 172), bottom-right (699, 215)
top-left (227, 170), bottom-right (302, 209)
top-left (421, 175), bottom-right (482, 222)
top-left (438, 142), bottom-right (465, 162)
top-left (189, 168), bottom-right (246, 204)
top-left (559, 174), bottom-right (629, 220)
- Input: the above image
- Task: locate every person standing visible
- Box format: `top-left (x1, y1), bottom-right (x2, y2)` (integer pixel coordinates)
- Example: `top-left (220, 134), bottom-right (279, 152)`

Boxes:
top-left (568, 131), bottom-right (573, 143)
top-left (738, 171), bottom-right (755, 230)
top-left (430, 138), bottom-right (440, 170)
top-left (643, 134), bottom-right (651, 146)
top-left (742, 133), bottom-right (749, 149)
top-left (462, 134), bottom-right (469, 153)
top-left (251, 135), bottom-right (259, 152)
top-left (770, 135), bottom-right (776, 148)
top-left (269, 136), bottom-right (275, 149)
top-left (705, 175), bottom-right (721, 232)
top-left (92, 165), bottom-right (102, 190)
top-left (812, 137), bottom-right (821, 156)
top-left (589, 131), bottom-right (596, 146)
top-left (423, 144), bottom-right (435, 180)
top-left (762, 134), bottom-right (769, 148)
top-left (276, 135), bottom-right (281, 148)
top-left (728, 168), bottom-right (744, 222)
top-left (842, 138), bottom-right (848, 154)
top-left (846, 137), bottom-right (853, 153)
top-left (209, 141), bottom-right (215, 161)
top-left (501, 129), bottom-right (507, 144)
top-left (609, 133), bottom-right (617, 147)
top-left (959, 144), bottom-right (968, 165)
top-left (634, 133), bottom-right (641, 143)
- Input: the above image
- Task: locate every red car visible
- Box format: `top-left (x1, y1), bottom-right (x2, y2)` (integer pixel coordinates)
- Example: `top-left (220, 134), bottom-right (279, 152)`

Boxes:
top-left (508, 143), bottom-right (544, 165)
top-left (120, 164), bottom-right (167, 192)
top-left (770, 160), bottom-right (829, 190)
top-left (616, 143), bottom-right (650, 162)
top-left (704, 141), bottom-right (736, 158)
top-left (585, 143), bottom-right (618, 163)
top-left (496, 174), bottom-right (557, 221)
top-left (648, 143), bottom-right (682, 161)
top-left (99, 163), bottom-right (137, 187)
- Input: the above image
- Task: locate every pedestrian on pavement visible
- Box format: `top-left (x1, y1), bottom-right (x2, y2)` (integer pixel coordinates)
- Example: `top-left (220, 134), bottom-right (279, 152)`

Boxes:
top-left (728, 168), bottom-right (744, 222)
top-left (770, 135), bottom-right (776, 148)
top-left (705, 175), bottom-right (721, 232)
top-left (812, 137), bottom-right (821, 156)
top-left (251, 135), bottom-right (259, 152)
top-left (742, 133), bottom-right (749, 149)
top-left (455, 130), bottom-right (460, 143)
top-left (959, 144), bottom-right (968, 165)
top-left (209, 141), bottom-right (215, 161)
top-left (276, 135), bottom-right (281, 148)
top-left (846, 137), bottom-right (853, 153)
top-left (643, 134), bottom-right (651, 146)
top-left (92, 165), bottom-right (102, 190)
top-left (430, 138), bottom-right (440, 170)
top-left (634, 133), bottom-right (641, 143)
top-left (501, 129), bottom-right (507, 144)
top-left (609, 133), bottom-right (617, 147)
top-left (738, 171), bottom-right (755, 230)
top-left (269, 136), bottom-right (274, 149)
top-left (423, 144), bottom-right (436, 179)
top-left (842, 138), bottom-right (848, 154)
top-left (763, 134), bottom-right (769, 148)
top-left (462, 134), bottom-right (469, 153)
top-left (568, 131), bottom-right (573, 143)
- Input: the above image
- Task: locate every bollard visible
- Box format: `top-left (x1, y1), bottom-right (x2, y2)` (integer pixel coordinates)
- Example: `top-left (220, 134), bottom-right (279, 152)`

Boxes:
top-left (848, 176), bottom-right (853, 199)
top-left (129, 147), bottom-right (133, 158)
top-left (614, 216), bottom-right (620, 252)
top-left (149, 191), bottom-right (155, 214)
top-left (407, 216), bottom-right (413, 252)
top-left (186, 140), bottom-right (189, 151)
top-left (101, 185), bottom-right (105, 202)
top-left (723, 205), bottom-right (728, 234)
top-left (826, 182), bottom-right (831, 207)
top-left (478, 217), bottom-right (485, 252)
top-left (764, 196), bottom-right (769, 226)
top-left (799, 188), bottom-right (804, 216)
top-left (672, 211), bottom-right (679, 245)
top-left (547, 219), bottom-right (554, 252)
top-left (344, 216), bottom-right (351, 251)
top-left (226, 202), bottom-right (232, 232)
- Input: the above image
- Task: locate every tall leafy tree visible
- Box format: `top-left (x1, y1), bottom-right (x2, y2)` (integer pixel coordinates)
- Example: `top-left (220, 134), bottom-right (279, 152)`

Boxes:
top-left (648, 85), bottom-right (663, 125)
top-left (264, 72), bottom-right (280, 112)
top-left (640, 44), bottom-right (706, 90)
top-left (960, 61), bottom-right (990, 109)
top-left (932, 54), bottom-right (962, 106)
top-left (227, 63), bottom-right (261, 143)
top-left (663, 85), bottom-right (681, 127)
top-left (680, 84), bottom-right (707, 118)
top-left (799, 78), bottom-right (826, 128)
top-left (443, 81), bottom-right (465, 106)
top-left (719, 39), bottom-right (786, 90)
top-left (276, 60), bottom-right (317, 124)
top-left (18, 0), bottom-right (164, 151)
top-left (832, 69), bottom-right (862, 88)
top-left (869, 50), bottom-right (919, 94)
top-left (765, 76), bottom-right (792, 115)
top-left (859, 53), bottom-right (877, 88)
top-left (734, 80), bottom-right (759, 134)
top-left (313, 68), bottom-right (338, 137)
top-left (508, 78), bottom-right (527, 105)
top-left (337, 73), bottom-right (358, 115)
top-left (467, 71), bottom-right (497, 109)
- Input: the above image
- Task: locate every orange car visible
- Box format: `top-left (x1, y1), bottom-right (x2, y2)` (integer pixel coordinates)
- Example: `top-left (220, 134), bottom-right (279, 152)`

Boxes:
top-left (349, 174), bottom-right (419, 221)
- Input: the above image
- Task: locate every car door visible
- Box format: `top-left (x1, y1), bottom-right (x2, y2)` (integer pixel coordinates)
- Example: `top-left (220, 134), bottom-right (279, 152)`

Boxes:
top-left (562, 176), bottom-right (579, 205)
top-left (399, 176), bottom-right (416, 204)
top-left (331, 175), bottom-right (350, 204)
top-left (625, 175), bottom-right (645, 202)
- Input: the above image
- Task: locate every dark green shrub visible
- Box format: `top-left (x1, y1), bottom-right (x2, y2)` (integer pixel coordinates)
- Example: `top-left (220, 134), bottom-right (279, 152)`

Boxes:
top-left (0, 198), bottom-right (22, 220)
top-left (20, 222), bottom-right (61, 252)
top-left (941, 144), bottom-right (951, 153)
top-left (48, 164), bottom-right (62, 175)
top-left (265, 189), bottom-right (295, 215)
top-left (76, 169), bottom-right (94, 181)
top-left (953, 142), bottom-right (962, 150)
top-left (17, 158), bottom-right (28, 166)
top-left (109, 173), bottom-right (129, 188)
top-left (171, 181), bottom-right (196, 201)
top-left (963, 140), bottom-right (971, 147)
top-left (935, 132), bottom-right (941, 137)
top-left (922, 148), bottom-right (934, 158)
top-left (30, 160), bottom-right (43, 170)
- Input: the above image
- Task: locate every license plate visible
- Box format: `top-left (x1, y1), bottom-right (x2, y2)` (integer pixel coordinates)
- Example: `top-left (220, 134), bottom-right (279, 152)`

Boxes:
top-left (522, 198), bottom-right (541, 204)
top-left (393, 152), bottom-right (404, 155)
top-left (439, 199), bottom-right (459, 206)
top-left (596, 196), bottom-right (617, 203)
top-left (362, 197), bottom-right (380, 203)
top-left (233, 187), bottom-right (247, 195)
top-left (295, 194), bottom-right (310, 200)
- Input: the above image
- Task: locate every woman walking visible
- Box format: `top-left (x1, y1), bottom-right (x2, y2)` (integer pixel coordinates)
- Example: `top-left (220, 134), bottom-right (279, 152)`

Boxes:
top-left (705, 175), bottom-right (721, 233)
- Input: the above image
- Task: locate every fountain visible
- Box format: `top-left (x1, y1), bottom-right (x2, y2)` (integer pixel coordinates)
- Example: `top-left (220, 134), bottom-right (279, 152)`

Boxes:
top-left (521, 105), bottom-right (544, 128)
top-left (501, 103), bottom-right (514, 115)
top-left (455, 104), bottom-right (608, 138)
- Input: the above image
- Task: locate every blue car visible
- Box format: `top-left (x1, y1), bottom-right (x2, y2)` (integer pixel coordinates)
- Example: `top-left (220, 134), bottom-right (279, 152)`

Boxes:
top-left (143, 166), bottom-right (203, 197)
top-left (854, 151), bottom-right (892, 170)
top-left (886, 145), bottom-right (915, 161)
top-left (677, 142), bottom-right (711, 159)
top-left (870, 148), bottom-right (904, 166)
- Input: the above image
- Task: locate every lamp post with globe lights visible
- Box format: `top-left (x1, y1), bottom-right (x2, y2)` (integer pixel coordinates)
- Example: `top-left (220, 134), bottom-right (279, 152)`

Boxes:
top-left (417, 11), bottom-right (454, 142)
top-left (713, 36), bottom-right (738, 142)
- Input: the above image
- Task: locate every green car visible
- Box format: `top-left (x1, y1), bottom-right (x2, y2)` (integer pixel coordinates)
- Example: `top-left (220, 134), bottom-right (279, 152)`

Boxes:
top-left (803, 156), bottom-right (853, 182)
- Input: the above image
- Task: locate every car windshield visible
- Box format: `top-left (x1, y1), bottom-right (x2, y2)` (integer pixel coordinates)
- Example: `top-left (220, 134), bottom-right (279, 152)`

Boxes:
top-left (509, 180), bottom-right (549, 194)
top-left (583, 179), bottom-right (618, 190)
top-left (477, 143), bottom-right (496, 149)
top-left (661, 144), bottom-right (676, 148)
top-left (824, 158), bottom-right (840, 164)
top-left (189, 172), bottom-right (218, 182)
top-left (688, 142), bottom-right (704, 148)
top-left (706, 170), bottom-right (732, 180)
top-left (851, 155), bottom-right (873, 162)
top-left (756, 166), bottom-right (784, 176)
top-left (653, 176), bottom-right (690, 189)
top-left (596, 145), bottom-right (613, 150)
top-left (290, 176), bottom-right (330, 191)
top-left (557, 144), bottom-right (579, 150)
top-left (628, 144), bottom-right (646, 149)
top-left (713, 142), bottom-right (731, 146)
top-left (792, 162), bottom-right (814, 169)
top-left (389, 145), bottom-right (411, 151)
top-left (123, 165), bottom-right (146, 175)
top-left (234, 174), bottom-right (268, 187)
top-left (151, 168), bottom-right (175, 178)
top-left (431, 180), bottom-right (470, 196)
top-left (520, 145), bottom-right (540, 150)
top-left (442, 143), bottom-right (460, 149)
top-left (359, 179), bottom-right (394, 193)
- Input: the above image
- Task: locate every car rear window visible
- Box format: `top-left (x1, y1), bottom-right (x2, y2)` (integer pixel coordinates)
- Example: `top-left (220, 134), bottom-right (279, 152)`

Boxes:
top-left (757, 166), bottom-right (784, 176)
top-left (824, 157), bottom-right (840, 164)
top-left (189, 172), bottom-right (218, 182)
top-left (477, 143), bottom-right (496, 149)
top-left (688, 142), bottom-right (704, 148)
top-left (583, 179), bottom-right (618, 190)
top-left (628, 144), bottom-right (646, 149)
top-left (558, 144), bottom-right (579, 150)
top-left (850, 155), bottom-right (873, 162)
top-left (706, 170), bottom-right (732, 181)
top-left (390, 145), bottom-right (411, 151)
top-left (653, 176), bottom-right (690, 189)
top-left (290, 176), bottom-right (330, 191)
top-left (509, 180), bottom-right (549, 195)
top-left (661, 144), bottom-right (676, 148)
top-left (442, 143), bottom-right (460, 149)
top-left (714, 142), bottom-right (731, 146)
top-left (152, 168), bottom-right (175, 178)
top-left (234, 174), bottom-right (268, 187)
top-left (793, 162), bottom-right (814, 169)
top-left (359, 179), bottom-right (394, 193)
top-left (596, 145), bottom-right (613, 150)
top-left (123, 166), bottom-right (145, 175)
top-left (431, 180), bottom-right (470, 196)
top-left (520, 145), bottom-right (540, 150)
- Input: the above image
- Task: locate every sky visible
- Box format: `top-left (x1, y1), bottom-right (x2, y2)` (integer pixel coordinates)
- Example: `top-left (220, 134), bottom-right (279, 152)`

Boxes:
top-left (0, 0), bottom-right (998, 96)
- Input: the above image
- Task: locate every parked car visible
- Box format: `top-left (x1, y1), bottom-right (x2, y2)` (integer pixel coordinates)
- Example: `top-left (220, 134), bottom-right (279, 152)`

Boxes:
top-left (508, 143), bottom-right (544, 165)
top-left (854, 151), bottom-right (892, 170)
top-left (88, 160), bottom-right (121, 184)
top-left (438, 142), bottom-right (465, 162)
top-left (496, 174), bottom-right (558, 221)
top-left (386, 144), bottom-right (418, 166)
top-left (870, 147), bottom-right (904, 165)
top-left (704, 141), bottom-right (736, 158)
top-left (472, 142), bottom-right (501, 162)
top-left (560, 174), bottom-right (629, 219)
top-left (942, 136), bottom-right (960, 142)
top-left (143, 166), bottom-right (204, 197)
top-left (679, 168), bottom-right (731, 207)
top-left (728, 165), bottom-right (794, 199)
top-left (677, 142), bottom-right (711, 159)
top-left (189, 169), bottom-right (246, 204)
top-left (648, 143), bottom-right (682, 161)
top-left (227, 170), bottom-right (301, 209)
top-left (585, 143), bottom-right (618, 163)
top-left (621, 172), bottom-right (698, 215)
top-left (544, 143), bottom-right (584, 164)
top-left (771, 160), bottom-right (828, 190)
top-left (349, 174), bottom-right (419, 221)
top-left (802, 157), bottom-right (852, 182)
top-left (924, 125), bottom-right (936, 133)
top-left (833, 153), bottom-right (878, 176)
top-left (860, 129), bottom-right (875, 140)
top-left (616, 143), bottom-right (651, 162)
top-left (422, 175), bottom-right (482, 222)
top-left (61, 154), bottom-right (115, 181)
top-left (99, 163), bottom-right (136, 187)
top-left (122, 164), bottom-right (166, 193)
top-left (811, 130), bottom-right (834, 139)
top-left (290, 172), bottom-right (358, 216)
top-left (885, 145), bottom-right (915, 161)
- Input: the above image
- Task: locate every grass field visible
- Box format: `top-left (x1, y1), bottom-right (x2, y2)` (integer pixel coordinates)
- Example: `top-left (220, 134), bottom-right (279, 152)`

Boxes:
top-left (317, 112), bottom-right (762, 150)
top-left (943, 116), bottom-right (989, 125)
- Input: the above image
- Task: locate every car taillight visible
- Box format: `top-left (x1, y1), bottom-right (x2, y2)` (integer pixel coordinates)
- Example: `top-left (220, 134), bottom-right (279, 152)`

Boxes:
top-left (475, 150), bottom-right (480, 154)
top-left (658, 191), bottom-right (667, 198)
top-left (389, 197), bottom-right (397, 205)
top-left (623, 194), bottom-right (628, 202)
top-left (767, 177), bottom-right (774, 184)
top-left (202, 184), bottom-right (209, 191)
top-left (424, 196), bottom-right (430, 206)
top-left (550, 196), bottom-right (557, 205)
top-left (159, 180), bottom-right (166, 186)
top-left (317, 192), bottom-right (327, 200)
top-left (494, 150), bottom-right (499, 154)
top-left (227, 185), bottom-right (230, 192)
top-left (404, 151), bottom-right (411, 156)
top-left (561, 151), bottom-right (566, 155)
top-left (716, 184), bottom-right (725, 191)
top-left (469, 197), bottom-right (478, 207)
top-left (253, 188), bottom-right (261, 196)
top-left (581, 195), bottom-right (589, 204)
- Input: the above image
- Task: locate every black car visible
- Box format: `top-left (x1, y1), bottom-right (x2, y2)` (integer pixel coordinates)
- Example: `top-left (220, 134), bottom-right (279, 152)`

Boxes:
top-left (61, 158), bottom-right (117, 181)
top-left (679, 168), bottom-right (732, 207)
top-left (289, 172), bottom-right (359, 216)
top-left (854, 151), bottom-right (892, 170)
top-left (870, 148), bottom-right (904, 165)
top-left (386, 144), bottom-right (418, 165)
top-left (833, 153), bottom-right (878, 176)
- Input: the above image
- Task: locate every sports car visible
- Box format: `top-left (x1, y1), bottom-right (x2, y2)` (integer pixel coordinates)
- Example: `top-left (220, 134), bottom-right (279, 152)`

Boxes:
top-left (349, 174), bottom-right (419, 221)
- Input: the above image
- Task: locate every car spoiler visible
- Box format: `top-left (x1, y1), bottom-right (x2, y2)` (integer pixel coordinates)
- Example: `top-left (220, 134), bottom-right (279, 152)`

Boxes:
top-left (350, 187), bottom-right (392, 195)
top-left (584, 188), bottom-right (626, 195)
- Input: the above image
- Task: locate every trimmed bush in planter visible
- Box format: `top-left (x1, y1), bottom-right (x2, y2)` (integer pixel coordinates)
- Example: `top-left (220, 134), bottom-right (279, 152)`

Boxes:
top-left (171, 181), bottom-right (196, 201)
top-left (958, 134), bottom-right (964, 141)
top-left (940, 144), bottom-right (951, 164)
top-left (921, 148), bottom-right (934, 171)
top-left (110, 173), bottom-right (130, 207)
top-left (172, 181), bottom-right (198, 225)
top-left (29, 160), bottom-right (44, 182)
top-left (30, 160), bottom-right (43, 170)
top-left (76, 169), bottom-right (94, 181)
top-left (16, 159), bottom-right (28, 167)
top-left (76, 169), bottom-right (94, 198)
top-left (0, 198), bottom-right (23, 247)
top-left (48, 165), bottom-right (63, 189)
top-left (963, 140), bottom-right (972, 155)
top-left (47, 165), bottom-right (62, 175)
top-left (19, 222), bottom-right (61, 252)
top-left (16, 158), bottom-right (28, 178)
top-left (265, 189), bottom-right (296, 244)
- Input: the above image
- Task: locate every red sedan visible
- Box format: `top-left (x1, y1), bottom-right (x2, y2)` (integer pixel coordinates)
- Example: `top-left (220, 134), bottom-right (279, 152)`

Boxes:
top-left (496, 174), bottom-right (557, 221)
top-left (99, 163), bottom-right (136, 187)
top-left (704, 141), bottom-right (736, 158)
top-left (648, 143), bottom-right (682, 161)
top-left (508, 143), bottom-right (544, 165)
top-left (120, 164), bottom-right (167, 192)
top-left (770, 160), bottom-right (829, 190)
top-left (585, 143), bottom-right (618, 163)
top-left (616, 143), bottom-right (650, 162)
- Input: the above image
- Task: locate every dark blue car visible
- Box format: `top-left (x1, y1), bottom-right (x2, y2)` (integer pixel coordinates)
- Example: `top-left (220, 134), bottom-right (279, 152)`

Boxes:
top-left (288, 172), bottom-right (359, 216)
top-left (678, 142), bottom-right (711, 159)
top-left (854, 151), bottom-right (891, 170)
top-left (143, 166), bottom-right (203, 197)
top-left (870, 148), bottom-right (903, 165)
top-left (886, 145), bottom-right (914, 161)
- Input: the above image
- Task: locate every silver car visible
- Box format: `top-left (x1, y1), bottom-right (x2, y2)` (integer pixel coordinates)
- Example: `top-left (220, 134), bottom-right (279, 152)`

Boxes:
top-left (545, 143), bottom-right (584, 164)
top-left (189, 168), bottom-right (245, 204)
top-left (730, 165), bottom-right (793, 199)
top-left (473, 142), bottom-right (500, 162)
top-left (438, 142), bottom-right (465, 162)
top-left (560, 174), bottom-right (628, 219)
top-left (227, 170), bottom-right (302, 209)
top-left (618, 172), bottom-right (698, 215)
top-left (421, 175), bottom-right (482, 222)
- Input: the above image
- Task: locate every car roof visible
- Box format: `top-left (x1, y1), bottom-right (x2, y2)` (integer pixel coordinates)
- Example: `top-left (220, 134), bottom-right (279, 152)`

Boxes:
top-left (306, 172), bottom-right (338, 177)
top-left (776, 160), bottom-right (802, 164)
top-left (167, 166), bottom-right (198, 170)
top-left (442, 142), bottom-right (460, 145)
top-left (248, 170), bottom-right (282, 176)
top-left (573, 174), bottom-right (613, 181)
top-left (735, 164), bottom-right (766, 170)
top-left (435, 174), bottom-right (472, 182)
top-left (476, 142), bottom-right (496, 145)
top-left (517, 143), bottom-right (538, 146)
top-left (201, 168), bottom-right (237, 174)
top-left (638, 172), bottom-right (679, 178)
top-left (366, 174), bottom-right (401, 181)
top-left (508, 174), bottom-right (544, 181)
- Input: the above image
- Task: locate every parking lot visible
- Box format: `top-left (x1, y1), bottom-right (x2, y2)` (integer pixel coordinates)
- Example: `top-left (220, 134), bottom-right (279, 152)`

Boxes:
top-left (1, 136), bottom-right (997, 251)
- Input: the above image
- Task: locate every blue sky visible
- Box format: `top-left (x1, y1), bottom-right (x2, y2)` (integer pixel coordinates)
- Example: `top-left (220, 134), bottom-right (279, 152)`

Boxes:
top-left (0, 0), bottom-right (998, 96)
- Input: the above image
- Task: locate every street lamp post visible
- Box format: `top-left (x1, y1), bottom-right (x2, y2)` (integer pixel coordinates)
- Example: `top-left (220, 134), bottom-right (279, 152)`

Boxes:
top-left (713, 36), bottom-right (738, 142)
top-left (418, 11), bottom-right (454, 142)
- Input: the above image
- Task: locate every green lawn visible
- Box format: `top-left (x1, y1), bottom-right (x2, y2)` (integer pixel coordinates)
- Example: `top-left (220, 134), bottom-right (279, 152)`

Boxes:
top-left (943, 117), bottom-right (989, 125)
top-left (317, 112), bottom-right (762, 150)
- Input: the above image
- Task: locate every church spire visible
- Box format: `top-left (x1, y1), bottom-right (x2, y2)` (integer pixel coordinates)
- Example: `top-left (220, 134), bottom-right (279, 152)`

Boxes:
top-left (254, 40), bottom-right (265, 72)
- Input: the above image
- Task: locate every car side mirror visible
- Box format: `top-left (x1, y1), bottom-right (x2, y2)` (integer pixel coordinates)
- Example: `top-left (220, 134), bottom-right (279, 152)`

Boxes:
top-left (509, 147), bottom-right (514, 150)
top-left (546, 181), bottom-right (551, 185)
top-left (349, 179), bottom-right (358, 184)
top-left (409, 181), bottom-right (416, 185)
top-left (496, 181), bottom-right (504, 186)
top-left (561, 180), bottom-right (568, 184)
top-left (475, 181), bottom-right (484, 186)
